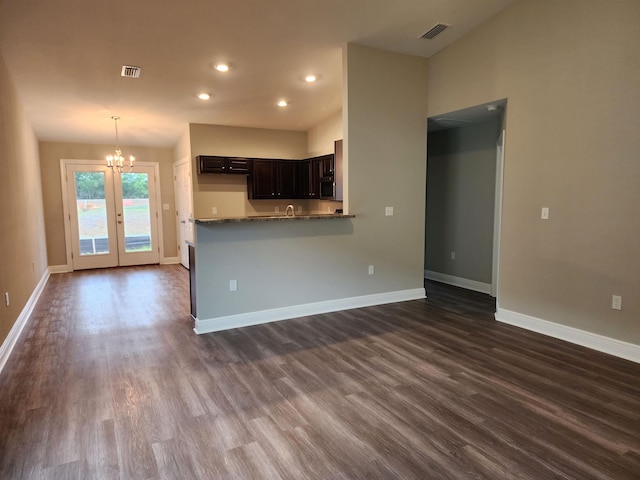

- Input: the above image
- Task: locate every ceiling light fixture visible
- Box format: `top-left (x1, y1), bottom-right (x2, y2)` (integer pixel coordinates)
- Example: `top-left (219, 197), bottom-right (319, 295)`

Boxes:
top-left (214, 63), bottom-right (230, 72)
top-left (197, 93), bottom-right (211, 100)
top-left (106, 116), bottom-right (134, 172)
top-left (277, 100), bottom-right (288, 107)
top-left (304, 74), bottom-right (317, 83)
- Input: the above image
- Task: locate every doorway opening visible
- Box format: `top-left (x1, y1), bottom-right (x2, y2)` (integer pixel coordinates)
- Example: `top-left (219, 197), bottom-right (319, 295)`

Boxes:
top-left (424, 99), bottom-right (506, 308)
top-left (61, 160), bottom-right (162, 271)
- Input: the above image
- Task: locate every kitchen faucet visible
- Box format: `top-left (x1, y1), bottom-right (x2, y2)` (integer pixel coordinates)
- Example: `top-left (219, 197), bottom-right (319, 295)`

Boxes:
top-left (285, 204), bottom-right (295, 217)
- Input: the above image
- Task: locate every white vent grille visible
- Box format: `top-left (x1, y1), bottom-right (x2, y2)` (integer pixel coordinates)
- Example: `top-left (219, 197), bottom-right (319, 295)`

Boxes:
top-left (421, 23), bottom-right (449, 40)
top-left (121, 65), bottom-right (141, 78)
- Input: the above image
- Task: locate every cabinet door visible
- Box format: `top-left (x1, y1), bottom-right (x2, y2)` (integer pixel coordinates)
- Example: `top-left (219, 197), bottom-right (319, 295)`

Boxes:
top-left (198, 156), bottom-right (225, 174)
top-left (321, 154), bottom-right (334, 177)
top-left (227, 158), bottom-right (251, 174)
top-left (250, 159), bottom-right (277, 198)
top-left (301, 158), bottom-right (321, 198)
top-left (277, 161), bottom-right (299, 199)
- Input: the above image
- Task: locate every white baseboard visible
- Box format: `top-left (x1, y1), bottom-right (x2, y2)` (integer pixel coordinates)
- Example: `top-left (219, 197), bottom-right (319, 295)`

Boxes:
top-left (194, 288), bottom-right (426, 335)
top-left (161, 256), bottom-right (180, 265)
top-left (424, 270), bottom-right (492, 295)
top-left (496, 308), bottom-right (640, 364)
top-left (0, 270), bottom-right (50, 374)
top-left (49, 264), bottom-right (70, 274)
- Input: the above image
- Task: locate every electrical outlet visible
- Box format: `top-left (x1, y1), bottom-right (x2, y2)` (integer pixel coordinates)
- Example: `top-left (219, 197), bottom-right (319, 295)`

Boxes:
top-left (368, 265), bottom-right (375, 275)
top-left (4, 292), bottom-right (9, 307)
top-left (612, 295), bottom-right (622, 311)
top-left (450, 251), bottom-right (456, 260)
top-left (229, 280), bottom-right (237, 292)
top-left (211, 206), bottom-right (218, 215)
top-left (163, 203), bottom-right (170, 210)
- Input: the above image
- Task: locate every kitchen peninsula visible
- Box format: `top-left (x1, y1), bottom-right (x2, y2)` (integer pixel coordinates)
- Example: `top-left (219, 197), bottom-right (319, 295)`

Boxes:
top-left (188, 212), bottom-right (369, 335)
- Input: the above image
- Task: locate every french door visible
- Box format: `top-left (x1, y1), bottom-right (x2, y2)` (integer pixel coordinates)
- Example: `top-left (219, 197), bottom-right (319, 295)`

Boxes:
top-left (64, 162), bottom-right (160, 270)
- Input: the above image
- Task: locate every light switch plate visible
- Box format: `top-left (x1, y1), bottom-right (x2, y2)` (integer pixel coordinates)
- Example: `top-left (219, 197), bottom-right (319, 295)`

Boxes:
top-left (229, 280), bottom-right (237, 292)
top-left (612, 295), bottom-right (622, 310)
top-left (541, 207), bottom-right (549, 220)
top-left (385, 206), bottom-right (394, 216)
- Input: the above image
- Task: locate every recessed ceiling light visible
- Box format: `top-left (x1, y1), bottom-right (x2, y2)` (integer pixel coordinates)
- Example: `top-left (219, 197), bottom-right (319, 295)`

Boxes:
top-left (214, 63), bottom-right (230, 72)
top-left (304, 74), bottom-right (317, 83)
top-left (277, 100), bottom-right (288, 107)
top-left (197, 93), bottom-right (211, 100)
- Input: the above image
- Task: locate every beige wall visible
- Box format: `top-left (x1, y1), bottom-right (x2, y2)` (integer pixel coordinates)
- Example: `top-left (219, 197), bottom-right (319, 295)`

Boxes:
top-left (345, 44), bottom-right (429, 287)
top-left (426, 119), bottom-right (500, 284)
top-left (307, 110), bottom-right (343, 157)
top-left (0, 54), bottom-right (48, 345)
top-left (39, 142), bottom-right (178, 267)
top-left (428, 0), bottom-right (640, 343)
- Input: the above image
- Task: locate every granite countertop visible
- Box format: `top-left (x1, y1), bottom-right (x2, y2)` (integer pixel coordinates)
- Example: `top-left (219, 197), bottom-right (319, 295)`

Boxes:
top-left (193, 213), bottom-right (355, 224)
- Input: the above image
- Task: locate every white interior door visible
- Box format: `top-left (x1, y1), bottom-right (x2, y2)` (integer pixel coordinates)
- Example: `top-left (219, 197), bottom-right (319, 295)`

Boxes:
top-left (173, 158), bottom-right (193, 268)
top-left (65, 162), bottom-right (160, 270)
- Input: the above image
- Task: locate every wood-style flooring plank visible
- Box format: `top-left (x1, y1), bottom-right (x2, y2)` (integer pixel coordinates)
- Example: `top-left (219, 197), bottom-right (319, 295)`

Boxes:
top-left (1, 269), bottom-right (639, 479)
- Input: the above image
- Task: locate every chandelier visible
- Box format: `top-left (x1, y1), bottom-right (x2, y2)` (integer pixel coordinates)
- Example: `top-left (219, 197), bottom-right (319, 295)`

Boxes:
top-left (106, 116), bottom-right (135, 172)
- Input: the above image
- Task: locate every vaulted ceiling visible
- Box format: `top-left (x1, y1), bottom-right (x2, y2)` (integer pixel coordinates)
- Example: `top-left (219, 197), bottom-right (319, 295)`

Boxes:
top-left (0, 0), bottom-right (516, 147)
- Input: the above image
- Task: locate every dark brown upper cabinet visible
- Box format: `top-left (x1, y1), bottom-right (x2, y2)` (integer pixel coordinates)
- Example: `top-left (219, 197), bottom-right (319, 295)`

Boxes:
top-left (300, 157), bottom-right (322, 199)
top-left (248, 159), bottom-right (300, 199)
top-left (197, 156), bottom-right (252, 174)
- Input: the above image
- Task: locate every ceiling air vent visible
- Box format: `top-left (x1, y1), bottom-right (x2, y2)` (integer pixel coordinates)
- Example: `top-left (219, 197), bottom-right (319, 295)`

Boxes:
top-left (121, 65), bottom-right (141, 78)
top-left (421, 23), bottom-right (449, 40)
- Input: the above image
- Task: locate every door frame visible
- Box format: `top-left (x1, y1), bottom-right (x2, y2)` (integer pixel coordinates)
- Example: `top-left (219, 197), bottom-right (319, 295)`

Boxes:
top-left (60, 159), bottom-right (165, 271)
top-left (173, 156), bottom-right (194, 269)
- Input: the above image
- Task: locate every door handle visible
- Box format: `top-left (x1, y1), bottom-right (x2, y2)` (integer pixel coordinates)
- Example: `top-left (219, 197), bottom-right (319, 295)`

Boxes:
top-left (118, 220), bottom-right (123, 224)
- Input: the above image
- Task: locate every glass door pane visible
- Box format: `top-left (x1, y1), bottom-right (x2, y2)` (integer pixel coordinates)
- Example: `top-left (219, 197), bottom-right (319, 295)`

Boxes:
top-left (74, 171), bottom-right (110, 256)
top-left (120, 172), bottom-right (152, 253)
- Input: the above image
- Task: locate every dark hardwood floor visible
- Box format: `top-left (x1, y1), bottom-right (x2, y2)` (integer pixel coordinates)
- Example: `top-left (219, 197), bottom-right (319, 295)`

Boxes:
top-left (1, 266), bottom-right (639, 479)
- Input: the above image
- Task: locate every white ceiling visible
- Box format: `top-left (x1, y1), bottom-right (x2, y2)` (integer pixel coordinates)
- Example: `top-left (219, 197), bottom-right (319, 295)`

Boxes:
top-left (0, 0), bottom-right (516, 147)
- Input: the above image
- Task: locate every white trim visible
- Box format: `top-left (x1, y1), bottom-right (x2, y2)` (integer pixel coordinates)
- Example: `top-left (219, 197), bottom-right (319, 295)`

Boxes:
top-left (161, 256), bottom-right (180, 265)
top-left (0, 270), bottom-right (50, 375)
top-left (424, 270), bottom-right (492, 295)
top-left (49, 264), bottom-right (71, 274)
top-left (496, 308), bottom-right (640, 364)
top-left (492, 129), bottom-right (505, 298)
top-left (194, 288), bottom-right (426, 334)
